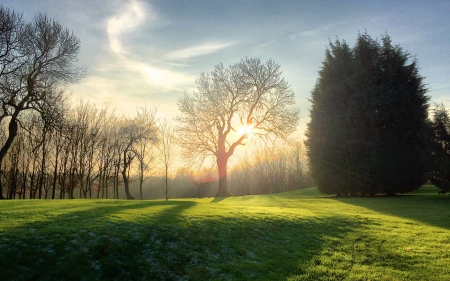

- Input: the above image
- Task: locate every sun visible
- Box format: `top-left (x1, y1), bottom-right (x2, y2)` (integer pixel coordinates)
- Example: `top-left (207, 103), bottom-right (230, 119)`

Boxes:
top-left (237, 124), bottom-right (254, 137)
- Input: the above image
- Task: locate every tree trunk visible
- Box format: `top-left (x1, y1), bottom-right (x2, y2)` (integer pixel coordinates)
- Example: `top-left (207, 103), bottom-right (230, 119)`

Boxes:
top-left (121, 165), bottom-right (134, 200)
top-left (51, 147), bottom-right (60, 200)
top-left (105, 175), bottom-right (109, 199)
top-left (0, 118), bottom-right (18, 200)
top-left (115, 173), bottom-right (119, 199)
top-left (165, 165), bottom-right (168, 201)
top-left (29, 166), bottom-right (36, 199)
top-left (140, 177), bottom-right (144, 200)
top-left (21, 171), bottom-right (27, 199)
top-left (97, 170), bottom-right (102, 199)
top-left (38, 138), bottom-right (47, 199)
top-left (69, 168), bottom-right (75, 199)
top-left (216, 152), bottom-right (230, 197)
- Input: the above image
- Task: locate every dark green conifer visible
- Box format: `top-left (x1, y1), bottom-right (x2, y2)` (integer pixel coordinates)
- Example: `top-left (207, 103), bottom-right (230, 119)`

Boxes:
top-left (306, 32), bottom-right (429, 196)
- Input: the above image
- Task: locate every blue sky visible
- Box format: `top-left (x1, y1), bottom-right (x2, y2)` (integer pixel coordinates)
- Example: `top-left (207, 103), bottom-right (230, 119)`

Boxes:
top-left (3, 0), bottom-right (450, 139)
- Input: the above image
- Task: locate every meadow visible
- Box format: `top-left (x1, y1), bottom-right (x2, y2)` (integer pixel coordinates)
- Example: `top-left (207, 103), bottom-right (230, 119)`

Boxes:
top-left (0, 185), bottom-right (449, 281)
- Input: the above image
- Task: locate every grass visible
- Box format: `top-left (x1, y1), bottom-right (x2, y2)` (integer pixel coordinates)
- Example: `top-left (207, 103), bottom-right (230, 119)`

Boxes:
top-left (0, 186), bottom-right (449, 280)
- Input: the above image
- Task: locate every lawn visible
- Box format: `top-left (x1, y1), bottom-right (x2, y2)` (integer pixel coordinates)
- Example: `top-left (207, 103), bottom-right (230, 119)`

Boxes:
top-left (0, 186), bottom-right (449, 280)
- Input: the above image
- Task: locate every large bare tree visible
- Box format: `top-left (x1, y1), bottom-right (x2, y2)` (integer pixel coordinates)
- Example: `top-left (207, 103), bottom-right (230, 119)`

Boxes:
top-left (176, 57), bottom-right (300, 196)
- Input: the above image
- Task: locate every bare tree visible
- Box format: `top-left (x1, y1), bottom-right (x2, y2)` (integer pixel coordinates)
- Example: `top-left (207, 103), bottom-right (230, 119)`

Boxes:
top-left (0, 7), bottom-right (25, 79)
top-left (157, 117), bottom-right (175, 201)
top-left (0, 11), bottom-right (85, 198)
top-left (118, 108), bottom-right (157, 200)
top-left (176, 58), bottom-right (300, 196)
top-left (95, 109), bottom-right (116, 199)
top-left (133, 107), bottom-right (158, 200)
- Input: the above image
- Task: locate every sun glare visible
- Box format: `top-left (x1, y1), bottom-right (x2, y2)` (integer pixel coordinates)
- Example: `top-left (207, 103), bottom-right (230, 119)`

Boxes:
top-left (237, 124), bottom-right (254, 137)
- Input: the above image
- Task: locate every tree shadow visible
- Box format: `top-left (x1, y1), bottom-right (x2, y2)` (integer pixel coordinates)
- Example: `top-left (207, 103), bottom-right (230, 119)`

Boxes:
top-left (293, 224), bottom-right (446, 281)
top-left (3, 194), bottom-right (448, 280)
top-left (0, 200), bottom-right (196, 280)
top-left (211, 196), bottom-right (227, 203)
top-left (0, 200), bottom-right (360, 281)
top-left (333, 195), bottom-right (450, 230)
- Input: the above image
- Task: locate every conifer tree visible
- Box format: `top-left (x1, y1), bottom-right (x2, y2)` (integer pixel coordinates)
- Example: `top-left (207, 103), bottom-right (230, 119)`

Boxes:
top-left (306, 32), bottom-right (429, 196)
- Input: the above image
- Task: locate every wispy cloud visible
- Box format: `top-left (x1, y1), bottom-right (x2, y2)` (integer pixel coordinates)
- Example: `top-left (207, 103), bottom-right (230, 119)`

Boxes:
top-left (106, 0), bottom-right (152, 55)
top-left (166, 42), bottom-right (236, 60)
top-left (103, 0), bottom-right (194, 91)
top-left (126, 61), bottom-right (195, 91)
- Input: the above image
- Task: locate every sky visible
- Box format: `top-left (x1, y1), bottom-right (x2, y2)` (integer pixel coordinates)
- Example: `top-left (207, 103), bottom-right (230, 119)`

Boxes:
top-left (3, 0), bottom-right (450, 140)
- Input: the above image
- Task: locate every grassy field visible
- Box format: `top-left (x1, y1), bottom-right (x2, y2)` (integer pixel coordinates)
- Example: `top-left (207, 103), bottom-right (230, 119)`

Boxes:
top-left (0, 186), bottom-right (449, 281)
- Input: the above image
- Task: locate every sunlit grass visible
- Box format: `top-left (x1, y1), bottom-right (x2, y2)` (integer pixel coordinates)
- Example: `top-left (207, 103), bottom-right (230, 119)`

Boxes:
top-left (0, 186), bottom-right (449, 280)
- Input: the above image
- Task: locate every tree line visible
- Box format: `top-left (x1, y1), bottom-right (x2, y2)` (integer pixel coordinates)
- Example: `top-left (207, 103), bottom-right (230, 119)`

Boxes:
top-left (0, 99), bottom-right (311, 200)
top-left (0, 101), bottom-right (161, 200)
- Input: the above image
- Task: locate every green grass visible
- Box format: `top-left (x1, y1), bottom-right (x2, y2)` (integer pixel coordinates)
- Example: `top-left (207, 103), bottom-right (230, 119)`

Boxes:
top-left (0, 186), bottom-right (449, 280)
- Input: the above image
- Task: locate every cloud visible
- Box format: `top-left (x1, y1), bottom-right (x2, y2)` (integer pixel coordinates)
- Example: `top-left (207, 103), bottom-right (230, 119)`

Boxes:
top-left (106, 0), bottom-right (154, 55)
top-left (126, 61), bottom-right (195, 91)
top-left (166, 42), bottom-right (236, 60)
top-left (103, 1), bottom-right (194, 91)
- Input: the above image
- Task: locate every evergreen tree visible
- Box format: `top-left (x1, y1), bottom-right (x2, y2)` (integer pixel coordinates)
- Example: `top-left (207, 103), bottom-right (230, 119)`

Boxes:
top-left (429, 104), bottom-right (450, 194)
top-left (305, 40), bottom-right (355, 196)
top-left (306, 32), bottom-right (429, 196)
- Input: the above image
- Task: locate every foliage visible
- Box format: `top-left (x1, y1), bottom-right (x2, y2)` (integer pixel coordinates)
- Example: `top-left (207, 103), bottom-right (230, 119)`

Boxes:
top-left (0, 186), bottom-right (449, 280)
top-left (429, 104), bottom-right (450, 194)
top-left (306, 32), bottom-right (430, 196)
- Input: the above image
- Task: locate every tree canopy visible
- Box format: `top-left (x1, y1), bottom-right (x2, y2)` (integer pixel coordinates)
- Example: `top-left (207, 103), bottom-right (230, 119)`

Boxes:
top-left (176, 57), bottom-right (300, 196)
top-left (306, 32), bottom-right (430, 196)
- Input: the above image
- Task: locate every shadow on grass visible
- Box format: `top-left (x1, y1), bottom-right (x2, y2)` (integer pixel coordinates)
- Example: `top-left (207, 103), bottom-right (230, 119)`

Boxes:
top-left (0, 200), bottom-right (195, 281)
top-left (334, 195), bottom-right (450, 230)
top-left (291, 226), bottom-right (441, 281)
top-left (0, 200), bottom-right (361, 281)
top-left (211, 196), bottom-right (227, 203)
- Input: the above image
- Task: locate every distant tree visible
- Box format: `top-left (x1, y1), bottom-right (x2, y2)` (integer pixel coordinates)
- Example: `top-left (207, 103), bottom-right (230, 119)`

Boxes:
top-left (134, 107), bottom-right (158, 200)
top-left (118, 108), bottom-right (157, 200)
top-left (177, 58), bottom-right (300, 197)
top-left (429, 104), bottom-right (450, 194)
top-left (228, 139), bottom-right (311, 195)
top-left (189, 167), bottom-right (215, 198)
top-left (157, 117), bottom-right (175, 201)
top-left (95, 110), bottom-right (117, 199)
top-left (306, 32), bottom-right (430, 196)
top-left (135, 140), bottom-right (156, 200)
